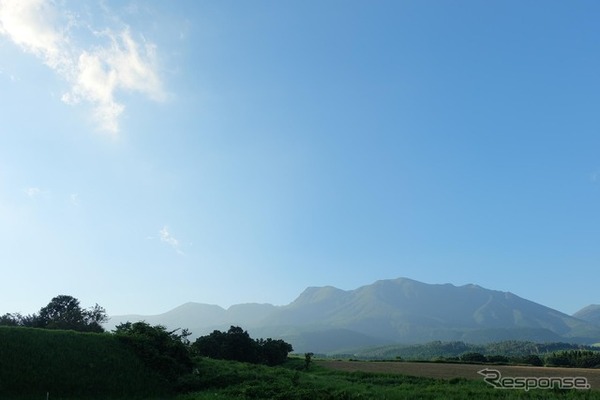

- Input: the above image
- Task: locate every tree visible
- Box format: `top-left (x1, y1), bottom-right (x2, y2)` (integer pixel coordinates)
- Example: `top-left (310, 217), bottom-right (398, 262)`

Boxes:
top-left (36, 295), bottom-right (107, 332)
top-left (192, 329), bottom-right (228, 359)
top-left (192, 326), bottom-right (258, 363)
top-left (192, 326), bottom-right (293, 366)
top-left (304, 352), bottom-right (314, 370)
top-left (521, 354), bottom-right (544, 366)
top-left (0, 313), bottom-right (22, 326)
top-left (257, 338), bottom-right (294, 366)
top-left (222, 326), bottom-right (259, 363)
top-left (0, 296), bottom-right (107, 332)
top-left (84, 303), bottom-right (110, 332)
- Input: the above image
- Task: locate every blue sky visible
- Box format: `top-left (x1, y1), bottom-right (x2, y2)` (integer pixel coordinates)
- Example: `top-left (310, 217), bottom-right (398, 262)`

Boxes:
top-left (1, 0), bottom-right (599, 317)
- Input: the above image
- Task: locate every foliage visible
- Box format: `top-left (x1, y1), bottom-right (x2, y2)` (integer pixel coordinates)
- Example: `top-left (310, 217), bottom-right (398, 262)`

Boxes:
top-left (0, 313), bottom-right (26, 326)
top-left (0, 326), bottom-right (167, 399)
top-left (192, 326), bottom-right (258, 363)
top-left (518, 354), bottom-right (544, 366)
top-left (191, 325), bottom-right (293, 366)
top-left (305, 352), bottom-right (314, 370)
top-left (459, 352), bottom-right (487, 363)
top-left (545, 350), bottom-right (600, 368)
top-left (114, 321), bottom-right (194, 382)
top-left (257, 337), bottom-right (295, 366)
top-left (485, 355), bottom-right (509, 363)
top-left (36, 295), bottom-right (108, 332)
top-left (0, 295), bottom-right (108, 333)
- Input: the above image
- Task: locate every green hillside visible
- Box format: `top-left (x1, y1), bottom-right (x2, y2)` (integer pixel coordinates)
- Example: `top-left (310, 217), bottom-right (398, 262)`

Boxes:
top-left (0, 326), bottom-right (169, 399)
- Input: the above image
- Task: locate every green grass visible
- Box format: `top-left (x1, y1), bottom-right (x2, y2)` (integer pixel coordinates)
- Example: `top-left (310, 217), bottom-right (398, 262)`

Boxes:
top-left (176, 357), bottom-right (600, 400)
top-left (0, 326), bottom-right (170, 399)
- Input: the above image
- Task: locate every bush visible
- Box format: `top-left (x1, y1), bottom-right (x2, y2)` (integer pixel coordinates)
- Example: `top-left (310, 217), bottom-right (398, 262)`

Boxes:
top-left (459, 352), bottom-right (487, 363)
top-left (114, 321), bottom-right (193, 382)
top-left (486, 355), bottom-right (509, 363)
top-left (520, 354), bottom-right (544, 366)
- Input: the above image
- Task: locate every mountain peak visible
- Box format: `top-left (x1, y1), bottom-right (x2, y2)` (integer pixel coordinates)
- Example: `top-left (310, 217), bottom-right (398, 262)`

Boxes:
top-left (573, 304), bottom-right (600, 325)
top-left (291, 285), bottom-right (348, 306)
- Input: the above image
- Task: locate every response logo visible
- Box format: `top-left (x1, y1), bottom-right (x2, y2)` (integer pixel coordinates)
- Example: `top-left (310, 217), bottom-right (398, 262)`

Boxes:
top-left (478, 368), bottom-right (591, 391)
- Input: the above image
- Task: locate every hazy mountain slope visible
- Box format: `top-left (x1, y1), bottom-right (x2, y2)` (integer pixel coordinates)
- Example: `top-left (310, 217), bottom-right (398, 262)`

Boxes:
top-left (261, 278), bottom-right (596, 344)
top-left (105, 302), bottom-right (276, 336)
top-left (105, 277), bottom-right (600, 353)
top-left (573, 305), bottom-right (600, 325)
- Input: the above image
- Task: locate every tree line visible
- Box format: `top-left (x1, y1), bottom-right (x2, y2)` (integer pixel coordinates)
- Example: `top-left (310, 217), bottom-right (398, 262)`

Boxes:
top-left (433, 351), bottom-right (600, 368)
top-left (356, 339), bottom-right (600, 361)
top-left (0, 295), bottom-right (107, 333)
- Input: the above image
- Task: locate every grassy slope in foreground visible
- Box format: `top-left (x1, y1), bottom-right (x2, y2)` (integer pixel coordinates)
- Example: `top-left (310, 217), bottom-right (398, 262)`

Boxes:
top-left (0, 326), bottom-right (168, 399)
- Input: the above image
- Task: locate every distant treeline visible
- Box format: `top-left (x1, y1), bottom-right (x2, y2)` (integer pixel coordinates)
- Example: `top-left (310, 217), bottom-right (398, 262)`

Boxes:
top-left (1, 294), bottom-right (107, 332)
top-left (328, 340), bottom-right (600, 368)
top-left (345, 340), bottom-right (600, 360)
top-left (437, 350), bottom-right (600, 368)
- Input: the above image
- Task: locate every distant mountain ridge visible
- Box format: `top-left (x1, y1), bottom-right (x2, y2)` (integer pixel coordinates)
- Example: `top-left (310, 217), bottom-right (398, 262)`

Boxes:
top-left (105, 278), bottom-right (600, 353)
top-left (573, 305), bottom-right (600, 326)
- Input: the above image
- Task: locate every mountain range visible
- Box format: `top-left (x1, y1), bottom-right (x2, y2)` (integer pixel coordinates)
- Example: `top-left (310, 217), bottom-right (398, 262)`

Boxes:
top-left (105, 278), bottom-right (600, 353)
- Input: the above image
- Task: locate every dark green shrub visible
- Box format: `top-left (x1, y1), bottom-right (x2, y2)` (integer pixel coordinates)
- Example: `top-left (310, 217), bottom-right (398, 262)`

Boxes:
top-left (486, 354), bottom-right (509, 363)
top-left (459, 352), bottom-right (487, 363)
top-left (114, 321), bottom-right (193, 382)
top-left (192, 326), bottom-right (293, 366)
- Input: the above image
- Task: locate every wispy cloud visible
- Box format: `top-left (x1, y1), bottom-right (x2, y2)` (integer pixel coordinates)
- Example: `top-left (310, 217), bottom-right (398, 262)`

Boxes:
top-left (25, 187), bottom-right (41, 198)
top-left (159, 226), bottom-right (184, 255)
top-left (0, 0), bottom-right (165, 134)
top-left (70, 193), bottom-right (80, 207)
top-left (0, 68), bottom-right (17, 82)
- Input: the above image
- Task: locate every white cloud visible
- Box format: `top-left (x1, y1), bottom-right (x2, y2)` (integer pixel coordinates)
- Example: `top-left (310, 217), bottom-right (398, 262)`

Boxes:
top-left (0, 0), bottom-right (71, 71)
top-left (159, 226), bottom-right (184, 255)
top-left (0, 0), bottom-right (164, 134)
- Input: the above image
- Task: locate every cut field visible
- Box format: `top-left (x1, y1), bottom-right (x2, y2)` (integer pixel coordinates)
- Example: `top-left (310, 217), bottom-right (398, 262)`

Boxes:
top-left (318, 360), bottom-right (600, 389)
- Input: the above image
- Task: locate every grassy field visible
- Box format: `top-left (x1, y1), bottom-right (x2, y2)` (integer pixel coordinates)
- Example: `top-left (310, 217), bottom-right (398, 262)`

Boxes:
top-left (319, 360), bottom-right (600, 388)
top-left (0, 326), bottom-right (170, 399)
top-left (176, 357), bottom-right (600, 400)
